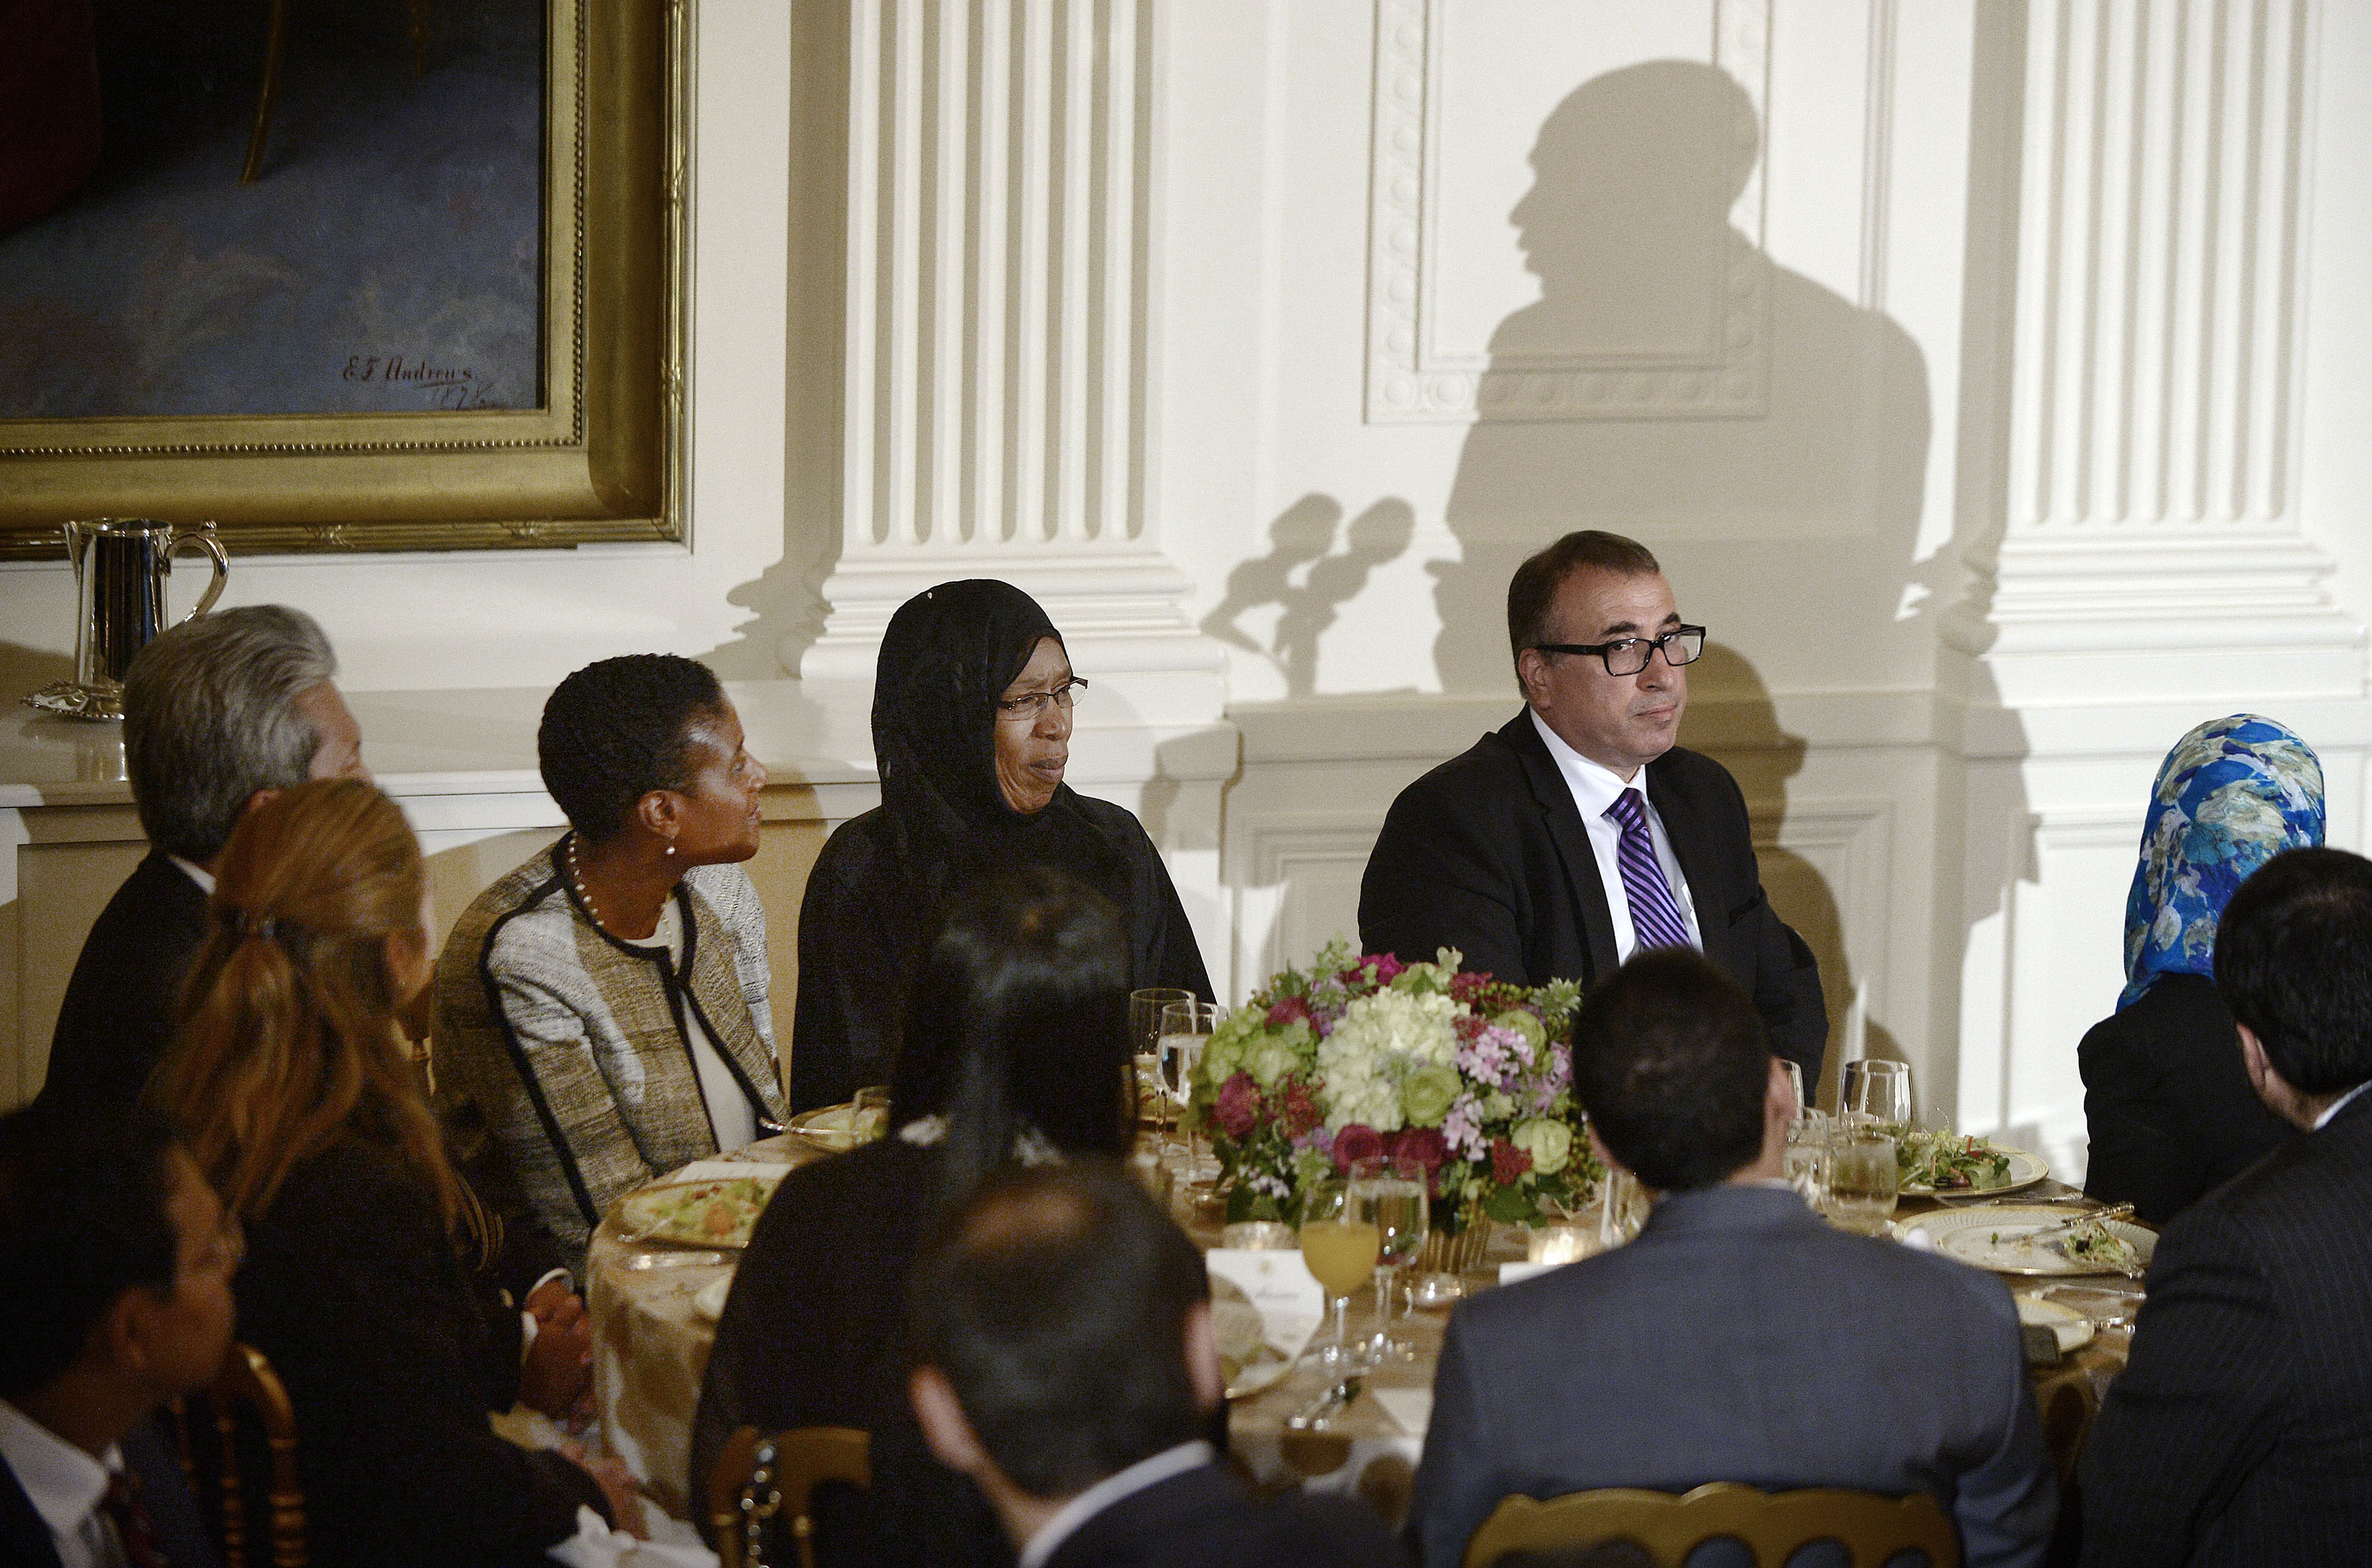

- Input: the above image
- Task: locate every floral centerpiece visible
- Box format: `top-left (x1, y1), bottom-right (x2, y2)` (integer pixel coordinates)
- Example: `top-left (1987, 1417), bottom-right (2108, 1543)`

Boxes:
top-left (1189, 943), bottom-right (1601, 1235)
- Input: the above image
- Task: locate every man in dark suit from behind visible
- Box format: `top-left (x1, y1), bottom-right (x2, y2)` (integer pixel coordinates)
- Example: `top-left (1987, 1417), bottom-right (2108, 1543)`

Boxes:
top-left (1358, 531), bottom-right (1826, 1088)
top-left (2079, 846), bottom-right (2372, 1565)
top-left (0, 1102), bottom-right (233, 1568)
top-left (907, 1161), bottom-right (1407, 1568)
top-left (40, 604), bottom-right (367, 1119)
top-left (1404, 949), bottom-right (2053, 1568)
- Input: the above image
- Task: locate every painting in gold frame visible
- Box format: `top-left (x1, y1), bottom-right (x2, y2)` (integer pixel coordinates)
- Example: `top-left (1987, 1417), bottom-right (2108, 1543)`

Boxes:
top-left (0, 0), bottom-right (686, 559)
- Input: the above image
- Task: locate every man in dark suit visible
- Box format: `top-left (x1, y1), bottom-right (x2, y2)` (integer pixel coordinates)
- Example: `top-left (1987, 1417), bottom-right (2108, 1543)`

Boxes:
top-left (1360, 530), bottom-right (1827, 1085)
top-left (1405, 949), bottom-right (2053, 1568)
top-left (907, 1161), bottom-right (1406, 1568)
top-left (2079, 846), bottom-right (2372, 1565)
top-left (41, 605), bottom-right (367, 1121)
top-left (0, 1103), bottom-right (232, 1568)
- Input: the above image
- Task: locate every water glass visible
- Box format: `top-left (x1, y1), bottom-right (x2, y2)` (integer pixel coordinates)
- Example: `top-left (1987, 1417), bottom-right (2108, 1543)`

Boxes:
top-left (1780, 1058), bottom-right (1807, 1123)
top-left (1824, 1127), bottom-right (1900, 1235)
top-left (1160, 1000), bottom-right (1224, 1180)
top-left (852, 1085), bottom-right (893, 1141)
top-left (1130, 988), bottom-right (1194, 1142)
top-left (1783, 1109), bottom-right (1831, 1209)
top-left (1841, 1058), bottom-right (1913, 1134)
top-left (1349, 1155), bottom-right (1429, 1361)
top-left (1598, 1167), bottom-right (1646, 1247)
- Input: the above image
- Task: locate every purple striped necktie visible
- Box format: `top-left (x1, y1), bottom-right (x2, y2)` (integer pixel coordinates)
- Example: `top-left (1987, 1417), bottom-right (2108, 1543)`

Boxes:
top-left (1603, 788), bottom-right (1692, 951)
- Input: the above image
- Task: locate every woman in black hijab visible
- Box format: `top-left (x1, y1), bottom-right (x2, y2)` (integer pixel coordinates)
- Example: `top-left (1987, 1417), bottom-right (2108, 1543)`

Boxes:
top-left (788, 579), bottom-right (1212, 1111)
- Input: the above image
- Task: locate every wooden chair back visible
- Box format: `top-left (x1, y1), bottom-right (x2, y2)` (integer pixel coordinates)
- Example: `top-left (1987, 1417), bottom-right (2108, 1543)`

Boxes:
top-left (171, 1342), bottom-right (308, 1568)
top-left (706, 1424), bottom-right (871, 1568)
top-left (1463, 1482), bottom-right (1961, 1568)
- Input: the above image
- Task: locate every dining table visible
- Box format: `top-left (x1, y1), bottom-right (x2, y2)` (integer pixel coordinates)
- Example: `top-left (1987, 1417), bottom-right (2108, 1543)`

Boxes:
top-left (585, 1136), bottom-right (2140, 1528)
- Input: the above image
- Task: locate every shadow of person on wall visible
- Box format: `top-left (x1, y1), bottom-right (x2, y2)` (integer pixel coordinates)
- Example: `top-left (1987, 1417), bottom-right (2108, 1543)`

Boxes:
top-left (1682, 643), bottom-right (1904, 1114)
top-left (1204, 495), bottom-right (1416, 699)
top-left (1429, 59), bottom-right (1931, 697)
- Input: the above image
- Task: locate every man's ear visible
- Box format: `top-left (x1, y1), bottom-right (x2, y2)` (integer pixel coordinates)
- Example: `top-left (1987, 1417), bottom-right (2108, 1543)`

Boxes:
top-left (242, 786), bottom-right (282, 821)
top-left (99, 1287), bottom-right (157, 1380)
top-left (909, 1365), bottom-right (989, 1479)
top-left (1515, 648), bottom-right (1552, 709)
top-left (1183, 1301), bottom-right (1223, 1414)
top-left (2236, 1022), bottom-right (2271, 1093)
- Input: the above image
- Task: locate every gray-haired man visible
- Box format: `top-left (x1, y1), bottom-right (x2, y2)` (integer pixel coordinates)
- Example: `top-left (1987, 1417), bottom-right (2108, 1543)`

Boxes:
top-left (40, 605), bottom-right (367, 1117)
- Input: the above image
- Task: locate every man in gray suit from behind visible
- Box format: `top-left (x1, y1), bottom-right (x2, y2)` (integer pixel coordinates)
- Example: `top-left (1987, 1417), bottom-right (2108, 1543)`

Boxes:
top-left (1404, 949), bottom-right (2054, 1568)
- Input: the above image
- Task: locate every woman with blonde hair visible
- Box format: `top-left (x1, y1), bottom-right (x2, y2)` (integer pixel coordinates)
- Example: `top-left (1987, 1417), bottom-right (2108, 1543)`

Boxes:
top-left (152, 779), bottom-right (638, 1567)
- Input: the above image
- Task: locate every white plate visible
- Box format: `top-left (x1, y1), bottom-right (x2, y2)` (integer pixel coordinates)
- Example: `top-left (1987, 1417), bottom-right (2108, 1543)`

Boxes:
top-left (1901, 1145), bottom-right (2050, 1199)
top-left (692, 1275), bottom-right (733, 1321)
top-left (1210, 1275), bottom-right (1313, 1400)
top-left (2016, 1294), bottom-right (2095, 1353)
top-left (1908, 1205), bottom-right (2156, 1277)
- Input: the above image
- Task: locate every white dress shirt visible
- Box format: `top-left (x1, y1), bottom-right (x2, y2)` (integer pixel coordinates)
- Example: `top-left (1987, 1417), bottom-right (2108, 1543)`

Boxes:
top-left (2313, 1079), bottom-right (2372, 1130)
top-left (1019, 1440), bottom-right (1214, 1568)
top-left (1528, 710), bottom-right (1701, 960)
top-left (167, 856), bottom-right (215, 895)
top-left (0, 1400), bottom-right (128, 1568)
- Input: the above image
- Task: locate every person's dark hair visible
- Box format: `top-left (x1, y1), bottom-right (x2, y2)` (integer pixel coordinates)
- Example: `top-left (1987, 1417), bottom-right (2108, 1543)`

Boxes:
top-left (537, 654), bottom-right (728, 844)
top-left (123, 604), bottom-right (338, 861)
top-left (1507, 531), bottom-right (1664, 686)
top-left (0, 1102), bottom-right (184, 1397)
top-left (2214, 846), bottom-right (2372, 1095)
top-left (888, 867), bottom-right (1134, 1210)
top-left (1572, 948), bottom-right (1770, 1191)
top-left (910, 1160), bottom-right (1209, 1497)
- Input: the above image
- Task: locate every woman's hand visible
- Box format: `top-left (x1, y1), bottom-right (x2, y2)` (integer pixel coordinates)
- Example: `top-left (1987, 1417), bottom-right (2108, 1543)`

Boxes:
top-left (520, 1290), bottom-right (594, 1418)
top-left (559, 1443), bottom-right (648, 1540)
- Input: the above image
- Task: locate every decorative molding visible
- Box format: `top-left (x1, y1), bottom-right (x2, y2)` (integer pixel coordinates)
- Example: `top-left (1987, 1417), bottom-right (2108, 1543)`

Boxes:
top-left (1364, 0), bottom-right (1773, 424)
top-left (2008, 0), bottom-right (2312, 531)
top-left (1234, 812), bottom-right (1385, 985)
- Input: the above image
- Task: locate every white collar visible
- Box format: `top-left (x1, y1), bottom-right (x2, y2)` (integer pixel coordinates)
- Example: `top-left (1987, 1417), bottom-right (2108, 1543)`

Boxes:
top-left (167, 855), bottom-right (216, 895)
top-left (1528, 709), bottom-right (1644, 818)
top-left (2313, 1080), bottom-right (2372, 1131)
top-left (0, 1399), bottom-right (121, 1548)
top-left (1018, 1441), bottom-right (1214, 1568)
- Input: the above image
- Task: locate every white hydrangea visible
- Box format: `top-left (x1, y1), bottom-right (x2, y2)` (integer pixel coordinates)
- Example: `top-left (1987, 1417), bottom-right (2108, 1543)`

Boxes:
top-left (1317, 987), bottom-right (1460, 1134)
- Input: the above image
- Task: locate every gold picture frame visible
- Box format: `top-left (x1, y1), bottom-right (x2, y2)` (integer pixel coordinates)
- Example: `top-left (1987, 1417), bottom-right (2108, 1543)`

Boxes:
top-left (0, 0), bottom-right (688, 559)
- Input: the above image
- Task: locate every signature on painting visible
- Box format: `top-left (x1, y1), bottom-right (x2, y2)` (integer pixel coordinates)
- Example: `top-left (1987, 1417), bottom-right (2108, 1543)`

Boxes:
top-left (341, 354), bottom-right (495, 409)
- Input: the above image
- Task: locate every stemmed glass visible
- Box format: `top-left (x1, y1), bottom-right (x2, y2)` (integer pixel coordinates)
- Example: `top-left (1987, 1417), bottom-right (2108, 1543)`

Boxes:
top-left (1349, 1155), bottom-right (1429, 1363)
top-left (1130, 988), bottom-right (1193, 1148)
top-left (1841, 1058), bottom-right (1913, 1134)
top-left (1296, 1178), bottom-right (1378, 1369)
top-left (1159, 999), bottom-right (1223, 1182)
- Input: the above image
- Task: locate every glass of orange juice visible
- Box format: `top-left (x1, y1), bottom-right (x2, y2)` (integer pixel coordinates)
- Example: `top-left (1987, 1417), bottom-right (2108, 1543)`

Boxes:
top-left (1297, 1178), bottom-right (1378, 1368)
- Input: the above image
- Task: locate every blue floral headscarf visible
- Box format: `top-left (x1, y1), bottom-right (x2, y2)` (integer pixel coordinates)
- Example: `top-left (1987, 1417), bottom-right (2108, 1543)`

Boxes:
top-left (2119, 714), bottom-right (2323, 1010)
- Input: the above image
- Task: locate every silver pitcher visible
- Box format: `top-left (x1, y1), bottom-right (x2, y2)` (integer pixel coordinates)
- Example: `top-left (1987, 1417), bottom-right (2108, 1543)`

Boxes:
top-left (26, 519), bottom-right (231, 721)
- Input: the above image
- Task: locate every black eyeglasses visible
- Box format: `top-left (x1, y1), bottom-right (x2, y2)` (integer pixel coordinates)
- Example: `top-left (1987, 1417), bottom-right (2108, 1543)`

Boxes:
top-left (996, 677), bottom-right (1088, 720)
top-left (1533, 625), bottom-right (1706, 677)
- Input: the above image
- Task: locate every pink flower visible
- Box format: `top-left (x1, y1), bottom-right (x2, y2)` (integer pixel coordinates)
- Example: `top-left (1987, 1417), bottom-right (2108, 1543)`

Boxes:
top-left (1214, 1073), bottom-right (1263, 1139)
top-left (1366, 953), bottom-right (1406, 983)
top-left (1277, 1075), bottom-right (1324, 1137)
top-left (1386, 1127), bottom-right (1449, 1177)
top-left (1266, 995), bottom-right (1313, 1029)
top-left (1332, 1123), bottom-right (1386, 1171)
top-left (1490, 1136), bottom-right (1534, 1186)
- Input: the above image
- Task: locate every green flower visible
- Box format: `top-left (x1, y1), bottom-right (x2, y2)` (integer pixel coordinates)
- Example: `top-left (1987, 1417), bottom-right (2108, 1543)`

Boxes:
top-left (1511, 1118), bottom-right (1573, 1176)
top-left (1247, 1034), bottom-right (1305, 1088)
top-left (1492, 1010), bottom-right (1547, 1052)
top-left (1399, 1062), bottom-right (1462, 1127)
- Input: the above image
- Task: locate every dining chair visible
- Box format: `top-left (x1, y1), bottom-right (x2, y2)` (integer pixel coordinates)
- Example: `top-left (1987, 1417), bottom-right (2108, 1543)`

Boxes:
top-left (1462, 1481), bottom-right (1961, 1568)
top-left (705, 1424), bottom-right (870, 1568)
top-left (170, 1342), bottom-right (308, 1568)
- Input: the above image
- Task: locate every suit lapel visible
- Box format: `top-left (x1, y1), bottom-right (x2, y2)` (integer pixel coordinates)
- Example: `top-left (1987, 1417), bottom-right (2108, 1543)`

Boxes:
top-left (1645, 753), bottom-right (1739, 979)
top-left (1505, 714), bottom-right (1621, 981)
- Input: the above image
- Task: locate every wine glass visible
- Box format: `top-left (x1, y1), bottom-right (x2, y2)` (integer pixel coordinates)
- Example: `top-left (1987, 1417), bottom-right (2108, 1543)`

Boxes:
top-left (1841, 1058), bottom-right (1912, 1135)
top-left (1296, 1178), bottom-right (1378, 1369)
top-left (1349, 1155), bottom-right (1429, 1363)
top-left (1130, 988), bottom-right (1193, 1147)
top-left (1159, 999), bottom-right (1223, 1182)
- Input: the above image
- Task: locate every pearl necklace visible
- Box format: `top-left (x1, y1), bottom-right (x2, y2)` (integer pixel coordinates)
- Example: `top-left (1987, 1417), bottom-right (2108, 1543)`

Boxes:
top-left (565, 835), bottom-right (611, 934)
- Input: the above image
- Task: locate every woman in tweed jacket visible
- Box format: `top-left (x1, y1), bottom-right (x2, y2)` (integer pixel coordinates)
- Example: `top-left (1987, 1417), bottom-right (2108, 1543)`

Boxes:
top-left (434, 656), bottom-right (788, 1266)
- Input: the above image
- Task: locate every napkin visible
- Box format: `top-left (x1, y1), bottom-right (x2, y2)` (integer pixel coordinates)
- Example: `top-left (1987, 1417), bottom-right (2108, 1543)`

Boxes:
top-left (1205, 1250), bottom-right (1323, 1365)
top-left (546, 1506), bottom-right (716, 1567)
top-left (663, 1161), bottom-right (793, 1185)
top-left (1370, 1388), bottom-right (1433, 1437)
